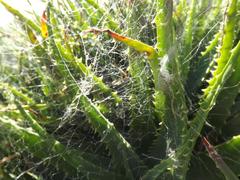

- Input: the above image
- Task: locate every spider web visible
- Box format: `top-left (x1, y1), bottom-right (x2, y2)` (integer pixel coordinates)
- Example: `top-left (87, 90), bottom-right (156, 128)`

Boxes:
top-left (0, 0), bottom-right (239, 179)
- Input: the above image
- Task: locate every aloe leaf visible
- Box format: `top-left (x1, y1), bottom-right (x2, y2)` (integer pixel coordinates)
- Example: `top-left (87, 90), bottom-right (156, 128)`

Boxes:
top-left (0, 117), bottom-right (120, 179)
top-left (155, 0), bottom-right (173, 57)
top-left (153, 0), bottom-right (188, 153)
top-left (175, 0), bottom-right (187, 19)
top-left (222, 98), bottom-right (240, 137)
top-left (85, 27), bottom-right (159, 91)
top-left (86, 28), bottom-right (157, 59)
top-left (208, 58), bottom-right (240, 130)
top-left (147, 1), bottom-right (190, 176)
top-left (45, 5), bottom-right (69, 78)
top-left (0, 83), bottom-right (35, 104)
top-left (186, 32), bottom-right (220, 97)
top-left (47, 6), bottom-right (122, 104)
top-left (216, 135), bottom-right (240, 176)
top-left (79, 1), bottom-right (99, 27)
top-left (201, 33), bottom-right (220, 57)
top-left (0, 0), bottom-right (40, 34)
top-left (187, 154), bottom-right (225, 180)
top-left (196, 0), bottom-right (222, 38)
top-left (14, 100), bottom-right (46, 137)
top-left (147, 29), bottom-right (240, 179)
top-left (142, 158), bottom-right (174, 180)
top-left (65, 0), bottom-right (81, 23)
top-left (207, 0), bottom-right (239, 129)
top-left (84, 0), bottom-right (119, 31)
top-left (188, 135), bottom-right (240, 179)
top-left (77, 93), bottom-right (147, 179)
top-left (26, 26), bottom-right (39, 44)
top-left (125, 1), bottom-right (156, 154)
top-left (202, 137), bottom-right (238, 180)
top-left (211, 1), bottom-right (238, 77)
top-left (180, 0), bottom-right (197, 81)
top-left (44, 11), bottom-right (148, 175)
top-left (55, 41), bottom-right (122, 104)
top-left (183, 0), bottom-right (196, 47)
top-left (175, 39), bottom-right (240, 179)
top-left (35, 68), bottom-right (55, 97)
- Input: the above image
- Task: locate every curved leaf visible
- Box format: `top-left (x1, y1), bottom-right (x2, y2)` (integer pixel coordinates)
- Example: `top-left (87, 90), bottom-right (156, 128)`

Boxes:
top-left (0, 0), bottom-right (40, 33)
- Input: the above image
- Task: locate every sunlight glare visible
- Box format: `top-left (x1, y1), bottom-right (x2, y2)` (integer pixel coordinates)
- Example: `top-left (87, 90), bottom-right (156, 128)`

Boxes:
top-left (0, 0), bottom-right (45, 27)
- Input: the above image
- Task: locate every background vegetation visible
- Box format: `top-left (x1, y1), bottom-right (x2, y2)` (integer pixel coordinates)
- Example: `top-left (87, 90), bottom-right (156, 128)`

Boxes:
top-left (0, 0), bottom-right (240, 179)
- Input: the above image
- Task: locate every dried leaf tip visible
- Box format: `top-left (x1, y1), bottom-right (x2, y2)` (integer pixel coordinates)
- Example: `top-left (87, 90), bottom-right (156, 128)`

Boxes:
top-left (41, 10), bottom-right (48, 38)
top-left (85, 28), bottom-right (157, 59)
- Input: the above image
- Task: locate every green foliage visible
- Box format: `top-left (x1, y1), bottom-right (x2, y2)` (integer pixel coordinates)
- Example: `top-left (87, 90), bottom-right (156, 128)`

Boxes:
top-left (0, 0), bottom-right (240, 179)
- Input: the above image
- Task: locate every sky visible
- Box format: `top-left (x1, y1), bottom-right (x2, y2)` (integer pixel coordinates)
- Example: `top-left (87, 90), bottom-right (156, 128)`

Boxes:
top-left (0, 0), bottom-right (45, 27)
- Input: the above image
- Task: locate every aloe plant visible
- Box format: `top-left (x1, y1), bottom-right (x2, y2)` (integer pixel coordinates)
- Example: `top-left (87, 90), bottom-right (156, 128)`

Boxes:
top-left (0, 0), bottom-right (240, 179)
